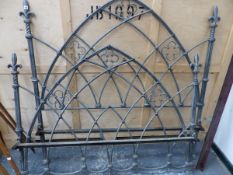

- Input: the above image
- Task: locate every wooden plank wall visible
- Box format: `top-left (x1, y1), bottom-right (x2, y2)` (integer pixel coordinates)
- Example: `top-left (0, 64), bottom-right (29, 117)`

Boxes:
top-left (0, 0), bottom-right (232, 147)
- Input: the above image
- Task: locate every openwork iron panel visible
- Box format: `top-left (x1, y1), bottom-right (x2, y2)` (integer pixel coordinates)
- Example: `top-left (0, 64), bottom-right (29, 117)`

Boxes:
top-left (8, 0), bottom-right (220, 174)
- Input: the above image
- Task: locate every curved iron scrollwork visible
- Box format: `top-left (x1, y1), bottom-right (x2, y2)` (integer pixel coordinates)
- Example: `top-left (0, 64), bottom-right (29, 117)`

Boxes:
top-left (9, 0), bottom-right (220, 174)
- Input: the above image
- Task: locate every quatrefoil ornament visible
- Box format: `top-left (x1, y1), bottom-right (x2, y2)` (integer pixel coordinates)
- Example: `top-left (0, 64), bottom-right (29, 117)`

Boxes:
top-left (102, 49), bottom-right (121, 67)
top-left (161, 40), bottom-right (181, 62)
top-left (75, 41), bottom-right (86, 60)
top-left (48, 90), bottom-right (71, 110)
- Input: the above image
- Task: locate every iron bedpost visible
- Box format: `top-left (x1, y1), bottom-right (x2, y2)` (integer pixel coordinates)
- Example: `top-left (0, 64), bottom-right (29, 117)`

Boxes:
top-left (187, 54), bottom-right (201, 165)
top-left (19, 0), bottom-right (48, 171)
top-left (19, 0), bottom-right (43, 130)
top-left (8, 54), bottom-right (23, 144)
top-left (8, 53), bottom-right (28, 174)
top-left (191, 54), bottom-right (200, 130)
top-left (196, 6), bottom-right (220, 127)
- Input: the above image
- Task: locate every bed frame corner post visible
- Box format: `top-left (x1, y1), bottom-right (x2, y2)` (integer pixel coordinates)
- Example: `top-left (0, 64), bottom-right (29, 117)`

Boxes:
top-left (8, 53), bottom-right (29, 174)
top-left (196, 6), bottom-right (220, 128)
top-left (8, 53), bottom-right (23, 146)
top-left (19, 0), bottom-right (42, 125)
top-left (19, 0), bottom-right (49, 172)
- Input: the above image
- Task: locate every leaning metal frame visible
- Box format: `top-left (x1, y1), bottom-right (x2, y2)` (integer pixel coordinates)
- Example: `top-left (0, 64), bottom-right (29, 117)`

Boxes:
top-left (8, 0), bottom-right (220, 174)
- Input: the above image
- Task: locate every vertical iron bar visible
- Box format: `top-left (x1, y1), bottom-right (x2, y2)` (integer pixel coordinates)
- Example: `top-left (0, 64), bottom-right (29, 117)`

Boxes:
top-left (196, 6), bottom-right (220, 127)
top-left (196, 55), bottom-right (233, 170)
top-left (8, 54), bottom-right (23, 147)
top-left (187, 55), bottom-right (201, 163)
top-left (19, 0), bottom-right (42, 130)
top-left (191, 54), bottom-right (200, 130)
top-left (19, 0), bottom-right (48, 170)
top-left (186, 142), bottom-right (194, 165)
top-left (8, 54), bottom-right (28, 174)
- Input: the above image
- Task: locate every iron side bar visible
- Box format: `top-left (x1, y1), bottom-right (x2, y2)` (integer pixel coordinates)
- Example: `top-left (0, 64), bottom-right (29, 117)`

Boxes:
top-left (190, 55), bottom-right (200, 132)
top-left (196, 55), bottom-right (233, 170)
top-left (7, 54), bottom-right (27, 173)
top-left (8, 54), bottom-right (23, 145)
top-left (196, 6), bottom-right (220, 126)
top-left (15, 137), bottom-right (195, 148)
top-left (19, 1), bottom-right (48, 173)
top-left (19, 0), bottom-right (45, 136)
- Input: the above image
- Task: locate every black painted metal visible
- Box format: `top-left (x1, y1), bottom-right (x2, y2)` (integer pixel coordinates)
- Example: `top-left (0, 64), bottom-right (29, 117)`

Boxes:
top-left (7, 54), bottom-right (27, 173)
top-left (9, 0), bottom-right (219, 174)
top-left (196, 6), bottom-right (220, 127)
top-left (19, 0), bottom-right (48, 170)
top-left (196, 55), bottom-right (233, 170)
top-left (8, 54), bottom-right (22, 144)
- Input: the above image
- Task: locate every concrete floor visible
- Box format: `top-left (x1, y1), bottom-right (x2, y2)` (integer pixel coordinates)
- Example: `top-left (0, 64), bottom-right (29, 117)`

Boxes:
top-left (1, 142), bottom-right (231, 175)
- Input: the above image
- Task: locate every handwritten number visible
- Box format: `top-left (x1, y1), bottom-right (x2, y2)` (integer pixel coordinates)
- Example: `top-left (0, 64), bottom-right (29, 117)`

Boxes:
top-left (86, 4), bottom-right (143, 21)
top-left (127, 5), bottom-right (134, 17)
top-left (138, 6), bottom-right (144, 20)
top-left (108, 6), bottom-right (112, 19)
top-left (115, 5), bottom-right (123, 20)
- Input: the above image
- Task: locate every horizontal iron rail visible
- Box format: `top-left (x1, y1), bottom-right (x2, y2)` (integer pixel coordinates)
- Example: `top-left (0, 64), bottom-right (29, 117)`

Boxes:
top-left (32, 135), bottom-right (197, 143)
top-left (42, 105), bottom-right (192, 111)
top-left (39, 135), bottom-right (188, 141)
top-left (15, 137), bottom-right (195, 148)
top-left (39, 127), bottom-right (184, 135)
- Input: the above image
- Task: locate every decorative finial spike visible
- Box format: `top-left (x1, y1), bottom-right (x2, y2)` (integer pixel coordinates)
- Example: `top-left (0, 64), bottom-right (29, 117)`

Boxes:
top-left (19, 0), bottom-right (34, 19)
top-left (12, 53), bottom-right (17, 65)
top-left (209, 6), bottom-right (220, 27)
top-left (8, 53), bottom-right (22, 72)
top-left (23, 0), bottom-right (30, 12)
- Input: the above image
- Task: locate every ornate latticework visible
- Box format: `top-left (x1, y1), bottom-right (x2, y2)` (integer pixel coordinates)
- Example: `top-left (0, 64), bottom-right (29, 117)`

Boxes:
top-left (10, 0), bottom-right (220, 174)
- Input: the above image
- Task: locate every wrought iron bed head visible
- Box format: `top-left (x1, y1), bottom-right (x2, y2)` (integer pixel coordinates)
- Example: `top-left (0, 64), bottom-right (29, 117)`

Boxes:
top-left (8, 0), bottom-right (220, 174)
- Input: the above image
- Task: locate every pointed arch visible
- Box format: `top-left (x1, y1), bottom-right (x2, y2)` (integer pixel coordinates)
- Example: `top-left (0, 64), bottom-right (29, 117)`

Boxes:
top-left (40, 0), bottom-right (194, 103)
top-left (27, 45), bottom-right (186, 139)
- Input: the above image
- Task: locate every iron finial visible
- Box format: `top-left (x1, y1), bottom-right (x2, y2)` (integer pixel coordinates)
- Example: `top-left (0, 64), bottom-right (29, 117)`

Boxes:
top-left (19, 0), bottom-right (34, 20)
top-left (8, 53), bottom-right (22, 73)
top-left (23, 0), bottom-right (30, 12)
top-left (209, 6), bottom-right (220, 27)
